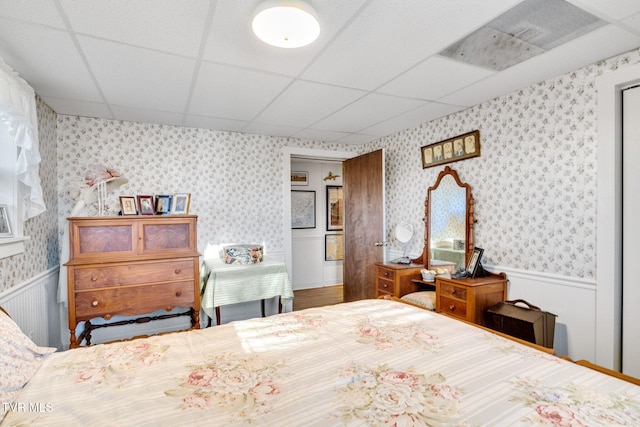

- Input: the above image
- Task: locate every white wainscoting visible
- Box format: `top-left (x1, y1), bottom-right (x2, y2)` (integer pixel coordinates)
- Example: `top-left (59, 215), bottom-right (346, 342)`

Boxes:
top-left (484, 264), bottom-right (596, 360)
top-left (0, 267), bottom-right (62, 350)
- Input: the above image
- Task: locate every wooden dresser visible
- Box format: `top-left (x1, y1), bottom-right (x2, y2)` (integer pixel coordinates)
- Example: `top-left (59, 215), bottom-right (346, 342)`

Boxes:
top-left (435, 273), bottom-right (508, 326)
top-left (65, 215), bottom-right (201, 348)
top-left (374, 262), bottom-right (424, 298)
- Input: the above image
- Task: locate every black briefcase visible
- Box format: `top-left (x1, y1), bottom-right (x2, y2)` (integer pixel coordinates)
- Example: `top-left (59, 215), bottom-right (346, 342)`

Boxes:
top-left (486, 299), bottom-right (557, 349)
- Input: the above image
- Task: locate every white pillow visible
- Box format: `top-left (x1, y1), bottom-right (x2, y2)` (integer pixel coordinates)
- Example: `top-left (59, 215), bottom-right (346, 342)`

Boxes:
top-left (0, 309), bottom-right (56, 407)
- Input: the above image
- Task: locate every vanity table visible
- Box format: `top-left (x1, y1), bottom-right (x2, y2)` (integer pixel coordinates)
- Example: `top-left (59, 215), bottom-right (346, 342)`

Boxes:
top-left (374, 262), bottom-right (424, 298)
top-left (435, 273), bottom-right (508, 326)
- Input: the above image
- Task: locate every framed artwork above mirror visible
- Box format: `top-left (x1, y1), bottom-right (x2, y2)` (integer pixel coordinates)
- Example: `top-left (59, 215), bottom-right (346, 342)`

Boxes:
top-left (421, 130), bottom-right (480, 169)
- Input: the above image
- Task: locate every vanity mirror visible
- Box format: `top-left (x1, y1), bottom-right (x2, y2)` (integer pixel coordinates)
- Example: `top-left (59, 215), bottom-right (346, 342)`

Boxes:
top-left (391, 221), bottom-right (413, 264)
top-left (412, 166), bottom-right (475, 271)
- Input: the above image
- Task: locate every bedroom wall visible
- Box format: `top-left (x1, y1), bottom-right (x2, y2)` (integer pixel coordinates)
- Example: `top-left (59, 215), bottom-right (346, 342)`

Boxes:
top-left (368, 47), bottom-right (640, 360)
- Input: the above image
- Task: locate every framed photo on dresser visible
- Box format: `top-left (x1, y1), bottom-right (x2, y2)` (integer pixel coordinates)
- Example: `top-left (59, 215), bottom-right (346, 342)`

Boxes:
top-left (119, 196), bottom-right (138, 215)
top-left (171, 193), bottom-right (191, 215)
top-left (155, 195), bottom-right (172, 215)
top-left (137, 195), bottom-right (155, 215)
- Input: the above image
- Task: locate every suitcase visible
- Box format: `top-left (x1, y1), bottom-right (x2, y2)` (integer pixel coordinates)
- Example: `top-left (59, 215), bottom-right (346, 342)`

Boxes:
top-left (486, 299), bottom-right (557, 348)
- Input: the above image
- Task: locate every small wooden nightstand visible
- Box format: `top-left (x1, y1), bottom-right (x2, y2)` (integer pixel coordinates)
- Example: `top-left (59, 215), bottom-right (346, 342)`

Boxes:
top-left (435, 273), bottom-right (508, 326)
top-left (374, 262), bottom-right (424, 298)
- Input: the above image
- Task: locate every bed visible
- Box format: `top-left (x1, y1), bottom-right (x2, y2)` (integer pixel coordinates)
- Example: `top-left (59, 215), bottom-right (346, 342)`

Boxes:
top-left (2, 299), bottom-right (640, 426)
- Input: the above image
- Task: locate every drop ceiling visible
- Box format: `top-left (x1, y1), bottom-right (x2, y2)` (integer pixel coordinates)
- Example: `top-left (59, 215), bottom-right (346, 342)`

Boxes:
top-left (1, 0), bottom-right (640, 145)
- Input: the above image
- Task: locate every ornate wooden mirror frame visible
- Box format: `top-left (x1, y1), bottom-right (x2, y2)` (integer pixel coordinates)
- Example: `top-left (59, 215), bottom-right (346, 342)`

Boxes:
top-left (412, 166), bottom-right (475, 270)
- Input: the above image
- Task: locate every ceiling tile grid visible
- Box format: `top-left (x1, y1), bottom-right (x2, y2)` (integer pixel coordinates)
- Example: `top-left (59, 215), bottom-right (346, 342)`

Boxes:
top-left (0, 0), bottom-right (639, 144)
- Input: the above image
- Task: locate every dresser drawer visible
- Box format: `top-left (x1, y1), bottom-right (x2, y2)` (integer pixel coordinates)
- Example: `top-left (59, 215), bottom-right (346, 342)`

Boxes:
top-left (377, 278), bottom-right (394, 294)
top-left (440, 282), bottom-right (467, 301)
top-left (75, 281), bottom-right (195, 320)
top-left (376, 267), bottom-right (395, 281)
top-left (439, 296), bottom-right (467, 319)
top-left (73, 259), bottom-right (194, 290)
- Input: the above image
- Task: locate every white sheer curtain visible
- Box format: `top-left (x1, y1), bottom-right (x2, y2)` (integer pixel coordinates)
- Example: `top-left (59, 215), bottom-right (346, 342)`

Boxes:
top-left (0, 56), bottom-right (45, 219)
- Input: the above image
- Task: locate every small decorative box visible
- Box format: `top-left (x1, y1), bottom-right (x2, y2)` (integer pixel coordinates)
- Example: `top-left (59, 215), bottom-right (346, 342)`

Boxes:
top-left (223, 244), bottom-right (264, 265)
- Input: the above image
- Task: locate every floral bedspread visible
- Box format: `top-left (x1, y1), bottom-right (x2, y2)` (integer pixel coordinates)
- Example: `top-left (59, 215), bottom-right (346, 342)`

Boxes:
top-left (3, 299), bottom-right (640, 426)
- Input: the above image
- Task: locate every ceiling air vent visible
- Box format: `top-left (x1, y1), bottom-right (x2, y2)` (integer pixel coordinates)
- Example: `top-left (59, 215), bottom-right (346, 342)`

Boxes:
top-left (439, 0), bottom-right (606, 71)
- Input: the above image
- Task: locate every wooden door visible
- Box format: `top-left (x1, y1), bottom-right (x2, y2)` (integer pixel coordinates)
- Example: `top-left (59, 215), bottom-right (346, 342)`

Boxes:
top-left (343, 149), bottom-right (385, 301)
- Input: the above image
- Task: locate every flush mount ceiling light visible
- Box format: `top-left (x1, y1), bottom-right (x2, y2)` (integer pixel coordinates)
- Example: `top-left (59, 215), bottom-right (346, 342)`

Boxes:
top-left (252, 1), bottom-right (320, 48)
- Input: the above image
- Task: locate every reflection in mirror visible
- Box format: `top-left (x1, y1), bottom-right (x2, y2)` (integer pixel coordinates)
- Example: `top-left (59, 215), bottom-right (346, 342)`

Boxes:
top-left (430, 174), bottom-right (466, 269)
top-left (412, 166), bottom-right (474, 271)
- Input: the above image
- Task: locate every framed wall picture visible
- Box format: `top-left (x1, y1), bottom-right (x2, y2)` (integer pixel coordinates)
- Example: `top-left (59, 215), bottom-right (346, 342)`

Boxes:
top-left (421, 130), bottom-right (480, 169)
top-left (172, 193), bottom-right (191, 215)
top-left (0, 204), bottom-right (12, 238)
top-left (155, 195), bottom-right (172, 215)
top-left (291, 171), bottom-right (309, 186)
top-left (291, 190), bottom-right (315, 229)
top-left (137, 195), bottom-right (155, 215)
top-left (325, 234), bottom-right (344, 261)
top-left (120, 196), bottom-right (138, 215)
top-left (326, 185), bottom-right (343, 231)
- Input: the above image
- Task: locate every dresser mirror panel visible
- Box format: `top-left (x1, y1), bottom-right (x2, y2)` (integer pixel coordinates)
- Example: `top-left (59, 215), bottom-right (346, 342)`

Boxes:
top-left (414, 166), bottom-right (474, 270)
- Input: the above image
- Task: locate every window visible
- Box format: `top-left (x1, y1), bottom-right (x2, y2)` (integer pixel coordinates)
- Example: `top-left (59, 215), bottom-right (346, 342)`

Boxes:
top-left (0, 56), bottom-right (45, 258)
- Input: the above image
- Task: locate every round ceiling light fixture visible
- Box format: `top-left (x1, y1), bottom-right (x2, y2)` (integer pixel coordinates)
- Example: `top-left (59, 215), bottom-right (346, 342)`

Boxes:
top-left (252, 1), bottom-right (320, 48)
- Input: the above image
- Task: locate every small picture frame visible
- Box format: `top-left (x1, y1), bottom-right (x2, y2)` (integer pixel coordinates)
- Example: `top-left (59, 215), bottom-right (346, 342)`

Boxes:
top-left (0, 204), bottom-right (13, 238)
top-left (172, 193), bottom-right (191, 215)
top-left (421, 130), bottom-right (480, 169)
top-left (137, 195), bottom-right (155, 215)
top-left (291, 190), bottom-right (316, 229)
top-left (326, 186), bottom-right (343, 231)
top-left (119, 196), bottom-right (138, 215)
top-left (155, 195), bottom-right (172, 215)
top-left (291, 171), bottom-right (309, 186)
top-left (325, 234), bottom-right (344, 261)
top-left (466, 247), bottom-right (484, 278)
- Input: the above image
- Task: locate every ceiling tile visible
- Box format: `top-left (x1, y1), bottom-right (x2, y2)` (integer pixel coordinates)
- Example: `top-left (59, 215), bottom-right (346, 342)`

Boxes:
top-left (377, 56), bottom-right (495, 100)
top-left (189, 62), bottom-right (293, 121)
top-left (361, 102), bottom-right (466, 137)
top-left (111, 105), bottom-right (184, 127)
top-left (0, 0), bottom-right (66, 28)
top-left (568, 0), bottom-right (640, 21)
top-left (255, 80), bottom-right (366, 128)
top-left (41, 97), bottom-right (113, 118)
top-left (183, 115), bottom-right (248, 133)
top-left (78, 36), bottom-right (196, 113)
top-left (293, 129), bottom-right (353, 143)
top-left (301, 0), bottom-right (524, 90)
top-left (313, 93), bottom-right (427, 133)
top-left (59, 0), bottom-right (210, 57)
top-left (242, 122), bottom-right (302, 138)
top-left (0, 20), bottom-right (103, 102)
top-left (334, 133), bottom-right (372, 145)
top-left (623, 13), bottom-right (640, 32)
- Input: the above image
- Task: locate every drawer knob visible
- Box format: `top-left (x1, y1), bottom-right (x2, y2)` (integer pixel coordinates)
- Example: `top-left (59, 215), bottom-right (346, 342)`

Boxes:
top-left (175, 291), bottom-right (182, 297)
top-left (174, 269), bottom-right (181, 274)
top-left (384, 272), bottom-right (389, 277)
top-left (449, 305), bottom-right (455, 311)
top-left (91, 276), bottom-right (98, 281)
top-left (104, 314), bottom-right (112, 320)
top-left (91, 300), bottom-right (99, 307)
top-left (383, 284), bottom-right (388, 288)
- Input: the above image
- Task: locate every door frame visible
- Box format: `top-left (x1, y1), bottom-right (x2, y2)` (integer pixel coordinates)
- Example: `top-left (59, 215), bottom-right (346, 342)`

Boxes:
top-left (596, 61), bottom-right (640, 370)
top-left (281, 147), bottom-right (358, 285)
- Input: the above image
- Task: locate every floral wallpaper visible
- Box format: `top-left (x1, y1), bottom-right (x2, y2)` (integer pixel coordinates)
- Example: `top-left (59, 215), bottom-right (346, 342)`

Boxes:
top-left (377, 47), bottom-right (640, 279)
top-left (55, 118), bottom-right (359, 259)
top-left (4, 47), bottom-right (640, 295)
top-left (0, 97), bottom-right (59, 292)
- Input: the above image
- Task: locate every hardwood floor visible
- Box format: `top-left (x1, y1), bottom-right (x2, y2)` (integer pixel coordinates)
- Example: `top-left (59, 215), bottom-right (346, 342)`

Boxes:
top-left (293, 285), bottom-right (344, 311)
